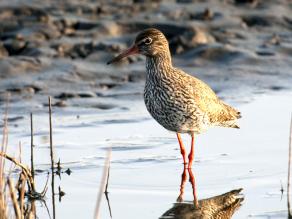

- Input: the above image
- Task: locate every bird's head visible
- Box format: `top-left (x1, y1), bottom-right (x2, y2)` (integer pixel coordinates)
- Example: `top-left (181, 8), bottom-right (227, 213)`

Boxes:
top-left (107, 28), bottom-right (169, 65)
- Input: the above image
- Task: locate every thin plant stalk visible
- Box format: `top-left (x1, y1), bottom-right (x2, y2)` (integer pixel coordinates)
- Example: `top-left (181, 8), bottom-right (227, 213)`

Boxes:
top-left (288, 115), bottom-right (292, 218)
top-left (48, 97), bottom-right (56, 219)
top-left (0, 151), bottom-right (35, 192)
top-left (7, 178), bottom-right (21, 219)
top-left (1, 93), bottom-right (10, 196)
top-left (19, 173), bottom-right (26, 217)
top-left (104, 163), bottom-right (112, 218)
top-left (94, 148), bottom-right (112, 219)
top-left (30, 113), bottom-right (35, 180)
top-left (0, 94), bottom-right (10, 219)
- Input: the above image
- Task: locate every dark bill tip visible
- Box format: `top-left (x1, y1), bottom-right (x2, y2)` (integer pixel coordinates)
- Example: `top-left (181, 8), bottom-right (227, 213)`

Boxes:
top-left (107, 56), bottom-right (121, 65)
top-left (106, 45), bottom-right (139, 65)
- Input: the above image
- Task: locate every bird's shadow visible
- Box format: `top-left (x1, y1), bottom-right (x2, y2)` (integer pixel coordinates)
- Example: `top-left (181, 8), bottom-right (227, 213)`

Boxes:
top-left (160, 167), bottom-right (244, 219)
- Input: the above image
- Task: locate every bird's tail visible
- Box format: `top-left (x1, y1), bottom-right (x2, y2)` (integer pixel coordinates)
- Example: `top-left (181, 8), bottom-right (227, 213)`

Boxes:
top-left (212, 102), bottom-right (241, 129)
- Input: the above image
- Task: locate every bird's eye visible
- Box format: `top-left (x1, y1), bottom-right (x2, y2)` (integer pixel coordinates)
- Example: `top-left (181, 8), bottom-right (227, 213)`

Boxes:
top-left (144, 37), bottom-right (152, 45)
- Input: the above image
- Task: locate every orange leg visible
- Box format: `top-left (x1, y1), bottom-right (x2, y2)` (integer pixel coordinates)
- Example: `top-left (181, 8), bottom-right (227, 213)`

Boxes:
top-left (188, 133), bottom-right (195, 169)
top-left (176, 166), bottom-right (187, 202)
top-left (176, 133), bottom-right (187, 165)
top-left (188, 168), bottom-right (199, 208)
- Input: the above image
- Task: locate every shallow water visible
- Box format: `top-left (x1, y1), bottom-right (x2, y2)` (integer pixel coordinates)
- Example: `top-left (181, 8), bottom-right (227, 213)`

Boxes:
top-left (4, 91), bottom-right (292, 219)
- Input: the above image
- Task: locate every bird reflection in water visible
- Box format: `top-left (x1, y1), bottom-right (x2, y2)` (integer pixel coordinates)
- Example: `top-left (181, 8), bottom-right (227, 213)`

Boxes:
top-left (160, 168), bottom-right (244, 219)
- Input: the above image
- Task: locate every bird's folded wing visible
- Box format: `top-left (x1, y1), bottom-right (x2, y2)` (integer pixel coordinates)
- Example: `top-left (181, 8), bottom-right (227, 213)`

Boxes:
top-left (183, 73), bottom-right (241, 126)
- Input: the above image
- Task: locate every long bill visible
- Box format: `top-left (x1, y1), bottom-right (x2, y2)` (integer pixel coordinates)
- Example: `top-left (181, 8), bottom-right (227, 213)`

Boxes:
top-left (107, 44), bottom-right (139, 65)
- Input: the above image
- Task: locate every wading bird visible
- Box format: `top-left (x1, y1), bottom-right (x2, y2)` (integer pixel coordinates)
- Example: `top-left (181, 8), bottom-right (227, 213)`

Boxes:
top-left (107, 28), bottom-right (241, 168)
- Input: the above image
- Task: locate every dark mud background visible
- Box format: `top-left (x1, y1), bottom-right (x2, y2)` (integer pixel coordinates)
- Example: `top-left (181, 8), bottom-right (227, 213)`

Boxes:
top-left (0, 0), bottom-right (292, 218)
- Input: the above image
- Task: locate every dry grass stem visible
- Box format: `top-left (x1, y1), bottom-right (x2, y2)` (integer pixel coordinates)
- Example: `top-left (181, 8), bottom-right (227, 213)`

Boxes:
top-left (18, 141), bottom-right (22, 164)
top-left (0, 95), bottom-right (57, 219)
top-left (0, 151), bottom-right (35, 192)
top-left (7, 178), bottom-right (21, 219)
top-left (0, 93), bottom-right (9, 219)
top-left (49, 97), bottom-right (55, 169)
top-left (288, 115), bottom-right (292, 218)
top-left (1, 93), bottom-right (9, 158)
top-left (94, 148), bottom-right (112, 219)
top-left (19, 173), bottom-right (27, 217)
top-left (30, 113), bottom-right (35, 180)
top-left (48, 96), bottom-right (56, 219)
top-left (1, 93), bottom-right (10, 199)
top-left (104, 159), bottom-right (112, 218)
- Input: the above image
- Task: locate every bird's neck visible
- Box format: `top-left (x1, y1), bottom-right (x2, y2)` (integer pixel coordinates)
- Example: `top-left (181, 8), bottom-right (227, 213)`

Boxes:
top-left (145, 52), bottom-right (173, 81)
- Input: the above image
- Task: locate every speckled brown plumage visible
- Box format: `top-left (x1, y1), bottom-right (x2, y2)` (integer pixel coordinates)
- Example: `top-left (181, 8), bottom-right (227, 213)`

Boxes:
top-left (107, 28), bottom-right (241, 168)
top-left (141, 28), bottom-right (240, 134)
top-left (160, 189), bottom-right (244, 219)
